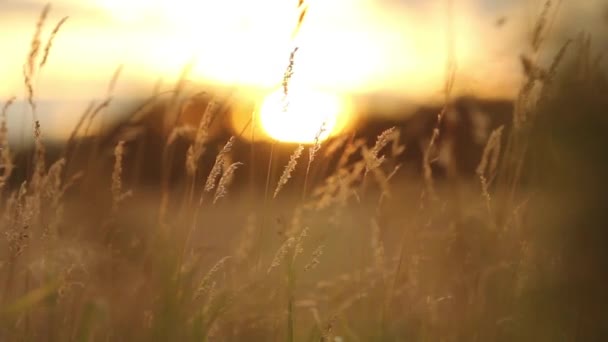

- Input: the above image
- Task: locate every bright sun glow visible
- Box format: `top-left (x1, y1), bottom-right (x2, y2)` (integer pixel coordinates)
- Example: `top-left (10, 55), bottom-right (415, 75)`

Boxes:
top-left (90, 0), bottom-right (498, 100)
top-left (258, 88), bottom-right (346, 144)
top-left (95, 0), bottom-right (384, 92)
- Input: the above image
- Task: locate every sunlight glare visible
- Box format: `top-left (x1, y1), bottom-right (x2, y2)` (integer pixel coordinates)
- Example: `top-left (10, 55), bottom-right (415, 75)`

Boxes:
top-left (258, 88), bottom-right (346, 144)
top-left (96, 0), bottom-right (381, 92)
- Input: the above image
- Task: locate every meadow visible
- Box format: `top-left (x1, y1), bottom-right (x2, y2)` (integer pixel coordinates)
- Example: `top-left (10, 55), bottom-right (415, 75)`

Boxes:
top-left (1, 2), bottom-right (608, 341)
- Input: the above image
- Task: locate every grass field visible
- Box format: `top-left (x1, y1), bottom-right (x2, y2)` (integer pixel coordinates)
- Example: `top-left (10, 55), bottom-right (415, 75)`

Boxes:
top-left (1, 2), bottom-right (608, 341)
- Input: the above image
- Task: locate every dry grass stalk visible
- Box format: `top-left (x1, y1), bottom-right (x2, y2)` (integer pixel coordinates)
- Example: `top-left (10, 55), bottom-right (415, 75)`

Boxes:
top-left (106, 64), bottom-right (123, 94)
top-left (390, 131), bottom-right (406, 158)
top-left (532, 40), bottom-right (571, 108)
top-left (362, 128), bottom-right (402, 198)
top-left (40, 158), bottom-right (66, 236)
top-left (281, 0), bottom-right (308, 104)
top-left (323, 134), bottom-right (349, 158)
top-left (205, 137), bottom-right (236, 193)
top-left (201, 281), bottom-right (219, 320)
top-left (365, 127), bottom-right (397, 174)
top-left (26, 4), bottom-right (50, 74)
top-left (51, 173), bottom-right (83, 236)
top-left (195, 256), bottom-right (231, 299)
top-left (186, 100), bottom-right (217, 176)
top-left (513, 1), bottom-right (565, 129)
top-left (213, 162), bottom-right (242, 204)
top-left (274, 144), bottom-right (304, 199)
top-left (371, 219), bottom-right (386, 277)
top-left (422, 113), bottom-right (444, 202)
top-left (520, 55), bottom-right (548, 82)
top-left (303, 121), bottom-right (327, 197)
top-left (378, 164), bottom-right (402, 205)
top-left (39, 16), bottom-right (69, 69)
top-left (513, 76), bottom-right (536, 130)
top-left (82, 65), bottom-right (123, 139)
top-left (111, 141), bottom-right (131, 212)
top-left (362, 147), bottom-right (392, 198)
top-left (41, 159), bottom-right (65, 201)
top-left (64, 101), bottom-right (94, 151)
top-left (111, 141), bottom-right (125, 205)
top-left (5, 222), bottom-right (30, 260)
top-left (477, 126), bottom-right (504, 181)
top-left (514, 38), bottom-right (567, 131)
top-left (4, 182), bottom-right (32, 259)
top-left (370, 127), bottom-right (397, 158)
top-left (5, 154), bottom-right (75, 244)
top-left (160, 62), bottom-right (195, 153)
top-left (292, 226), bottom-right (309, 261)
top-left (531, 1), bottom-right (553, 52)
top-left (311, 160), bottom-right (365, 210)
top-left (320, 316), bottom-right (336, 342)
top-left (308, 121), bottom-right (326, 167)
top-left (310, 174), bottom-right (340, 210)
top-left (285, 206), bottom-right (304, 238)
top-left (24, 5), bottom-right (67, 125)
top-left (31, 121), bottom-right (46, 192)
top-left (422, 0), bottom-right (457, 202)
top-left (547, 39), bottom-right (572, 82)
top-left (338, 162), bottom-right (365, 205)
top-left (267, 237), bottom-right (296, 274)
top-left (304, 245), bottom-right (323, 271)
top-left (292, 0), bottom-right (308, 40)
top-left (1, 97), bottom-right (16, 118)
top-left (337, 138), bottom-right (365, 169)
top-left (282, 47), bottom-right (299, 103)
top-left (0, 97), bottom-right (16, 190)
top-left (166, 124), bottom-right (196, 146)
top-left (23, 4), bottom-right (51, 115)
top-left (21, 6), bottom-right (62, 193)
top-left (477, 126), bottom-right (504, 212)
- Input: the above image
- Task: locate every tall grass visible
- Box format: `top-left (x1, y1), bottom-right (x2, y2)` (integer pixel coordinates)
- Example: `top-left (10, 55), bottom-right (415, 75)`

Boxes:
top-left (0, 2), bottom-right (607, 341)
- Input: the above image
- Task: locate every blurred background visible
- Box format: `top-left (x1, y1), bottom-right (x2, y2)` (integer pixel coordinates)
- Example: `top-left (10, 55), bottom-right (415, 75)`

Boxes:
top-left (1, 0), bottom-right (606, 144)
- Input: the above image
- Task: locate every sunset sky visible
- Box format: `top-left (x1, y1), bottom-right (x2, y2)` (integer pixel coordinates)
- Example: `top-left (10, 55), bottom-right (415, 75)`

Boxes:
top-left (0, 0), bottom-right (606, 141)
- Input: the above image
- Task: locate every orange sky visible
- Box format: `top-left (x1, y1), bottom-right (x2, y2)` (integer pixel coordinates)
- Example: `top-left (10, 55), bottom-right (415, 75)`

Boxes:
top-left (0, 0), bottom-right (606, 141)
top-left (3, 0), bottom-right (604, 98)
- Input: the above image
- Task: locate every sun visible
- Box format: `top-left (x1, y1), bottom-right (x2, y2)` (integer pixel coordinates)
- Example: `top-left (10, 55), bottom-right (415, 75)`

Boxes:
top-left (258, 88), bottom-right (348, 144)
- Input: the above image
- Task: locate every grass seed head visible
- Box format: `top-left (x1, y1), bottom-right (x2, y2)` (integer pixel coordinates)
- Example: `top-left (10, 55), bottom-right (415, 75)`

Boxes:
top-left (274, 144), bottom-right (304, 199)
